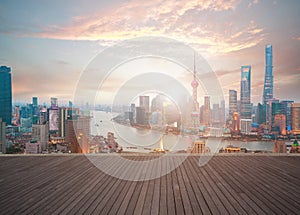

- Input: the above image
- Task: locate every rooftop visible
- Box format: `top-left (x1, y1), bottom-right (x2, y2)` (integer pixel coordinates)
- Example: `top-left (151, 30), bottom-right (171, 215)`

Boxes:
top-left (0, 154), bottom-right (299, 214)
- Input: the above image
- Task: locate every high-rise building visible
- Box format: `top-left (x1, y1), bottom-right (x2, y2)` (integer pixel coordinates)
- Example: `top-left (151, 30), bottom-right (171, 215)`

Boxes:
top-left (136, 107), bottom-right (148, 125)
top-left (219, 100), bottom-right (225, 125)
top-left (49, 109), bottom-right (59, 132)
top-left (32, 122), bottom-right (49, 151)
top-left (240, 119), bottom-right (252, 135)
top-left (66, 116), bottom-right (91, 153)
top-left (139, 96), bottom-right (150, 113)
top-left (240, 66), bottom-right (251, 119)
top-left (212, 103), bottom-right (220, 125)
top-left (32, 97), bottom-right (38, 107)
top-left (273, 114), bottom-right (286, 135)
top-left (0, 66), bottom-right (12, 125)
top-left (202, 96), bottom-right (211, 126)
top-left (50, 97), bottom-right (58, 110)
top-left (271, 102), bottom-right (282, 126)
top-left (229, 90), bottom-right (237, 120)
top-left (231, 112), bottom-right (240, 135)
top-left (151, 95), bottom-right (163, 113)
top-left (32, 97), bottom-right (39, 124)
top-left (266, 98), bottom-right (279, 129)
top-left (59, 107), bottom-right (70, 137)
top-left (263, 45), bottom-right (274, 105)
top-left (291, 103), bottom-right (300, 135)
top-left (0, 118), bottom-right (6, 153)
top-left (256, 103), bottom-right (266, 124)
top-left (280, 100), bottom-right (294, 132)
top-left (129, 103), bottom-right (136, 123)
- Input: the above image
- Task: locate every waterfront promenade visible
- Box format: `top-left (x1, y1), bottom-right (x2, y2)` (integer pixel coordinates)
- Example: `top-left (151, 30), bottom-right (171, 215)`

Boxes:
top-left (0, 154), bottom-right (299, 214)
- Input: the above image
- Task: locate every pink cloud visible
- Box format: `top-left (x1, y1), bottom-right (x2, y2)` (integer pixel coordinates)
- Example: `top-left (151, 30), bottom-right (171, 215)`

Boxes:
top-left (23, 0), bottom-right (265, 56)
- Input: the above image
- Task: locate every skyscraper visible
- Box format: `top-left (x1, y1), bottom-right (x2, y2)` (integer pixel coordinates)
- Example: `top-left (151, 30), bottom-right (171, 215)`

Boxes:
top-left (32, 97), bottom-right (38, 106)
top-left (0, 118), bottom-right (6, 153)
top-left (0, 66), bottom-right (12, 125)
top-left (202, 96), bottom-right (211, 126)
top-left (240, 66), bottom-right (251, 119)
top-left (263, 45), bottom-right (274, 105)
top-left (291, 103), bottom-right (300, 135)
top-left (229, 90), bottom-right (238, 120)
top-left (280, 100), bottom-right (294, 132)
top-left (139, 96), bottom-right (150, 113)
top-left (219, 100), bottom-right (225, 125)
top-left (266, 98), bottom-right (279, 129)
top-left (50, 97), bottom-right (58, 110)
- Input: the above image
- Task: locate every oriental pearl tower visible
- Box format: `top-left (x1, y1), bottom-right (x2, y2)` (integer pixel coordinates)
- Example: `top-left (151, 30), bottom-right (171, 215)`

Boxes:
top-left (191, 54), bottom-right (200, 128)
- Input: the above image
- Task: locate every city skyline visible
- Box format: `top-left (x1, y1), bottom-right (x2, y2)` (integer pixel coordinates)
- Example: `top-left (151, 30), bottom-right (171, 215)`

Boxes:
top-left (0, 0), bottom-right (299, 105)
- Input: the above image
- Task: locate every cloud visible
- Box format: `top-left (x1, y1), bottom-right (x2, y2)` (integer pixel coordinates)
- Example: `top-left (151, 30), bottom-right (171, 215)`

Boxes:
top-left (55, 60), bottom-right (70, 65)
top-left (20, 0), bottom-right (264, 55)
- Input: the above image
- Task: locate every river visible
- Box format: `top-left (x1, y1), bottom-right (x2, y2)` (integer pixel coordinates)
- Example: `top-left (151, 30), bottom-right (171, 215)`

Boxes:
top-left (91, 111), bottom-right (274, 153)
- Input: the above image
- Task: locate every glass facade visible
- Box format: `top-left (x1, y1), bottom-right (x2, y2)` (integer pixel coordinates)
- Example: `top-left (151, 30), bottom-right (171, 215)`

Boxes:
top-left (240, 66), bottom-right (251, 119)
top-left (0, 66), bottom-right (12, 125)
top-left (229, 89), bottom-right (237, 120)
top-left (263, 45), bottom-right (274, 105)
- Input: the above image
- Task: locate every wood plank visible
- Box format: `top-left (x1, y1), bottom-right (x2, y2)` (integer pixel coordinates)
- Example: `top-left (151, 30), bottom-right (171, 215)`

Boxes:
top-left (0, 155), bottom-right (300, 215)
top-left (220, 156), bottom-right (290, 214)
top-left (190, 156), bottom-right (229, 214)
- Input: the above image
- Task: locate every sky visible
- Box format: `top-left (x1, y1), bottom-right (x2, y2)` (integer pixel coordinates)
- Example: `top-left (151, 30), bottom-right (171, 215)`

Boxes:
top-left (0, 0), bottom-right (299, 106)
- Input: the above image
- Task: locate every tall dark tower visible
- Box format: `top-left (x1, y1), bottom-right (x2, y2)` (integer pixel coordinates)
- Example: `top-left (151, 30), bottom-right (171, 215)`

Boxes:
top-left (263, 44), bottom-right (273, 105)
top-left (0, 66), bottom-right (12, 125)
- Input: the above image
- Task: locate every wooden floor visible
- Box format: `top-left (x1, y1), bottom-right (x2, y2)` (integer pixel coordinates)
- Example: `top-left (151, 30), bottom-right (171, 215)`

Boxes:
top-left (0, 154), bottom-right (299, 214)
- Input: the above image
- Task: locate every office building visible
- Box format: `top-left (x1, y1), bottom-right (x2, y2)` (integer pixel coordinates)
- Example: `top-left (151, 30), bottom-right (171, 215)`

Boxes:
top-left (51, 97), bottom-right (58, 110)
top-left (240, 119), bottom-right (252, 135)
top-left (229, 90), bottom-right (238, 120)
top-left (201, 96), bottom-right (211, 126)
top-left (151, 95), bottom-right (163, 112)
top-left (273, 114), bottom-right (286, 135)
top-left (136, 107), bottom-right (148, 125)
top-left (266, 98), bottom-right (279, 129)
top-left (49, 109), bottom-right (59, 132)
top-left (231, 112), bottom-right (240, 135)
top-left (129, 103), bottom-right (136, 123)
top-left (66, 116), bottom-right (91, 153)
top-left (280, 100), bottom-right (294, 132)
top-left (32, 97), bottom-right (38, 106)
top-left (256, 103), bottom-right (266, 124)
top-left (32, 122), bottom-right (49, 151)
top-left (263, 45), bottom-right (274, 105)
top-left (139, 96), bottom-right (150, 113)
top-left (59, 107), bottom-right (73, 137)
top-left (0, 118), bottom-right (6, 153)
top-left (271, 102), bottom-right (282, 125)
top-left (212, 103), bottom-right (220, 125)
top-left (291, 103), bottom-right (300, 135)
top-left (240, 66), bottom-right (251, 119)
top-left (219, 100), bottom-right (225, 125)
top-left (0, 66), bottom-right (12, 125)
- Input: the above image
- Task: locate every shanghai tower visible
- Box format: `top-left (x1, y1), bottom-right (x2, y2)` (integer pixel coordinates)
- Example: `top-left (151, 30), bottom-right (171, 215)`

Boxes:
top-left (263, 44), bottom-right (273, 104)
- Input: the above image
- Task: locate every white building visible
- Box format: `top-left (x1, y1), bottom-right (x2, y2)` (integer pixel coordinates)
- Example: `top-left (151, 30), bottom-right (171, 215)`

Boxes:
top-left (240, 119), bottom-right (252, 135)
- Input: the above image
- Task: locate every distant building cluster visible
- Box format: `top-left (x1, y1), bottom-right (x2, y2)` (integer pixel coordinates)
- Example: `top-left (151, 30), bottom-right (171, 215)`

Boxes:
top-left (0, 66), bottom-right (92, 153)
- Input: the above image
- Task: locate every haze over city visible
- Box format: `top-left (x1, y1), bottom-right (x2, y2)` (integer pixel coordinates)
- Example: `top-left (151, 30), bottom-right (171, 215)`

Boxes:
top-left (0, 0), bottom-right (299, 105)
top-left (1, 1), bottom-right (300, 214)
